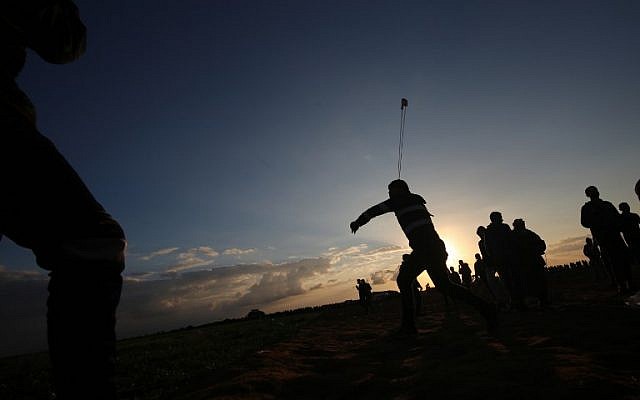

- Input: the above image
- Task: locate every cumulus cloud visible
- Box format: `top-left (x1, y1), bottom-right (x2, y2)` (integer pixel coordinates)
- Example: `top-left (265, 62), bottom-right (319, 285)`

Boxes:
top-left (223, 248), bottom-right (256, 256)
top-left (370, 269), bottom-right (397, 285)
top-left (116, 258), bottom-right (333, 339)
top-left (166, 246), bottom-right (220, 273)
top-left (0, 243), bottom-right (405, 357)
top-left (323, 244), bottom-right (368, 264)
top-left (139, 247), bottom-right (180, 261)
top-left (546, 236), bottom-right (588, 265)
top-left (229, 258), bottom-right (331, 308)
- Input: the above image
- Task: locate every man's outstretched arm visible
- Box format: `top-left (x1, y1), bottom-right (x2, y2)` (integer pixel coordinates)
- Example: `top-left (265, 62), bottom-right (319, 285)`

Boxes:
top-left (350, 200), bottom-right (392, 233)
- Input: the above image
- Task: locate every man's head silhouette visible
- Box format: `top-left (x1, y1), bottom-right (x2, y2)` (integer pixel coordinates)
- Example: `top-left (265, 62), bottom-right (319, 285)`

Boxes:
top-left (388, 179), bottom-right (410, 198)
top-left (513, 218), bottom-right (525, 231)
top-left (585, 186), bottom-right (599, 200)
top-left (489, 211), bottom-right (503, 224)
top-left (619, 202), bottom-right (631, 213)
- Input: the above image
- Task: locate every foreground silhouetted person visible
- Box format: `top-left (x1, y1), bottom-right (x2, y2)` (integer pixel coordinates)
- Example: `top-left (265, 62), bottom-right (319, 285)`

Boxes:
top-left (511, 219), bottom-right (548, 307)
top-left (581, 186), bottom-right (632, 293)
top-left (350, 180), bottom-right (496, 333)
top-left (1, 3), bottom-right (125, 398)
top-left (618, 202), bottom-right (640, 264)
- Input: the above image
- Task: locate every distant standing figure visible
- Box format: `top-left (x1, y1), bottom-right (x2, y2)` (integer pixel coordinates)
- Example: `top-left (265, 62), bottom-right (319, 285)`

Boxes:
top-left (449, 266), bottom-right (462, 285)
top-left (349, 180), bottom-right (496, 333)
top-left (484, 211), bottom-right (526, 309)
top-left (413, 278), bottom-right (424, 316)
top-left (618, 202), bottom-right (640, 264)
top-left (581, 186), bottom-right (633, 293)
top-left (356, 279), bottom-right (373, 312)
top-left (511, 219), bottom-right (548, 307)
top-left (1, 2), bottom-right (125, 399)
top-left (474, 253), bottom-right (500, 301)
top-left (458, 260), bottom-right (472, 287)
top-left (583, 237), bottom-right (609, 281)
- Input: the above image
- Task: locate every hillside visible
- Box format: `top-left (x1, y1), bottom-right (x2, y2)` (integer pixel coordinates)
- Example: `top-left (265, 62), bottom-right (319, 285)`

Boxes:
top-left (1, 267), bottom-right (639, 399)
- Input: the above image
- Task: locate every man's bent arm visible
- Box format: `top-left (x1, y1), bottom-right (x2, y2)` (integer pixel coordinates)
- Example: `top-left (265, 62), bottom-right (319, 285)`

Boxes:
top-left (351, 200), bottom-right (392, 232)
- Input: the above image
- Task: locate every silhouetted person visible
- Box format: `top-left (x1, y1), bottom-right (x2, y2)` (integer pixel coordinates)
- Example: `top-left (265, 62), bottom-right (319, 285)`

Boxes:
top-left (449, 266), bottom-right (462, 285)
top-left (512, 219), bottom-right (548, 307)
top-left (619, 202), bottom-right (640, 264)
top-left (476, 226), bottom-right (489, 263)
top-left (356, 279), bottom-right (373, 312)
top-left (458, 260), bottom-right (472, 287)
top-left (350, 180), bottom-right (496, 333)
top-left (636, 179), bottom-right (640, 201)
top-left (583, 237), bottom-right (609, 281)
top-left (474, 252), bottom-right (498, 301)
top-left (581, 186), bottom-right (632, 293)
top-left (1, 3), bottom-right (125, 398)
top-left (413, 278), bottom-right (424, 316)
top-left (484, 211), bottom-right (526, 309)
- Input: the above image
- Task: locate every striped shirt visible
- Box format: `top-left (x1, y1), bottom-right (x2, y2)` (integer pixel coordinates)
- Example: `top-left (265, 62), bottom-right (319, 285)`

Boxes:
top-left (355, 193), bottom-right (435, 240)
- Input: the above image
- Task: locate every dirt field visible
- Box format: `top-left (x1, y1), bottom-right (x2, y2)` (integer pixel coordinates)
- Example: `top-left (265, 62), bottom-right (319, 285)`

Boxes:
top-left (180, 269), bottom-right (640, 400)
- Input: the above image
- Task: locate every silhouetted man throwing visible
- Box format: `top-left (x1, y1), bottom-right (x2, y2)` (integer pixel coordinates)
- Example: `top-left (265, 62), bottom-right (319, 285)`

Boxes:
top-left (581, 186), bottom-right (632, 293)
top-left (1, 2), bottom-right (125, 398)
top-left (350, 180), bottom-right (496, 333)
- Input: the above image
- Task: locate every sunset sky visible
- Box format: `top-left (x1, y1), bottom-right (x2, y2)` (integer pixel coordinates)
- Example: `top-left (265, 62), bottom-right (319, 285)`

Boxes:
top-left (1, 0), bottom-right (639, 355)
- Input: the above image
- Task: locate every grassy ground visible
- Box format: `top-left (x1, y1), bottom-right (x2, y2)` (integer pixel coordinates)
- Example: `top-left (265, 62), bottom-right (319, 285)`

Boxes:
top-left (0, 313), bottom-right (318, 400)
top-left (1, 267), bottom-right (639, 399)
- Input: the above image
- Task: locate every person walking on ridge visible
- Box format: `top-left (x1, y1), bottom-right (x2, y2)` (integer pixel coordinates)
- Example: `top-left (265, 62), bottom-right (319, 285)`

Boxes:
top-left (349, 179), bottom-right (496, 333)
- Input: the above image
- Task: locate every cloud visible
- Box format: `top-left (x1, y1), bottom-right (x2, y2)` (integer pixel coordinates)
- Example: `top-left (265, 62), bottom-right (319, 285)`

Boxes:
top-left (547, 236), bottom-right (587, 256)
top-left (0, 243), bottom-right (404, 357)
top-left (139, 247), bottom-right (180, 261)
top-left (166, 247), bottom-right (220, 273)
top-left (546, 236), bottom-right (588, 265)
top-left (229, 258), bottom-right (331, 308)
top-left (369, 269), bottom-right (397, 285)
top-left (223, 248), bottom-right (256, 256)
top-left (323, 244), bottom-right (368, 264)
top-left (0, 267), bottom-right (46, 282)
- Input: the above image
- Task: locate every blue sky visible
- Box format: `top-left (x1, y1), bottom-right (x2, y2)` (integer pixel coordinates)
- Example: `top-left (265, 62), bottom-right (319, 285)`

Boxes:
top-left (1, 0), bottom-right (639, 355)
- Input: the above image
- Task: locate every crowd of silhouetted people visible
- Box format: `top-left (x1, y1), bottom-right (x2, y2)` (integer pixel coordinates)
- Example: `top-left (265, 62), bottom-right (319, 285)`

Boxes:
top-left (581, 186), bottom-right (637, 294)
top-left (355, 184), bottom-right (640, 324)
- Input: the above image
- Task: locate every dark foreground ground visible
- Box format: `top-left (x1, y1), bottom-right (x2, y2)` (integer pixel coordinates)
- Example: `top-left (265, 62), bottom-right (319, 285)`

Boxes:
top-left (2, 267), bottom-right (640, 399)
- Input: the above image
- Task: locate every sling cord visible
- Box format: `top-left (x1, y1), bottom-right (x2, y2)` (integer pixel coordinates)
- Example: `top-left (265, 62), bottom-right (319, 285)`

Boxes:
top-left (397, 98), bottom-right (409, 179)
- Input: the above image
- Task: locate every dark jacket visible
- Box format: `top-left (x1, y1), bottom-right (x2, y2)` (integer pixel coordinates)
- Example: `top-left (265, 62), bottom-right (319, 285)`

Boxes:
top-left (580, 199), bottom-right (622, 243)
top-left (354, 192), bottom-right (437, 249)
top-left (512, 228), bottom-right (546, 268)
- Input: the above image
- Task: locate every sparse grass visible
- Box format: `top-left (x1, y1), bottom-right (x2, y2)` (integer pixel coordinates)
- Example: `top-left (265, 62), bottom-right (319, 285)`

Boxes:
top-left (0, 313), bottom-right (318, 400)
